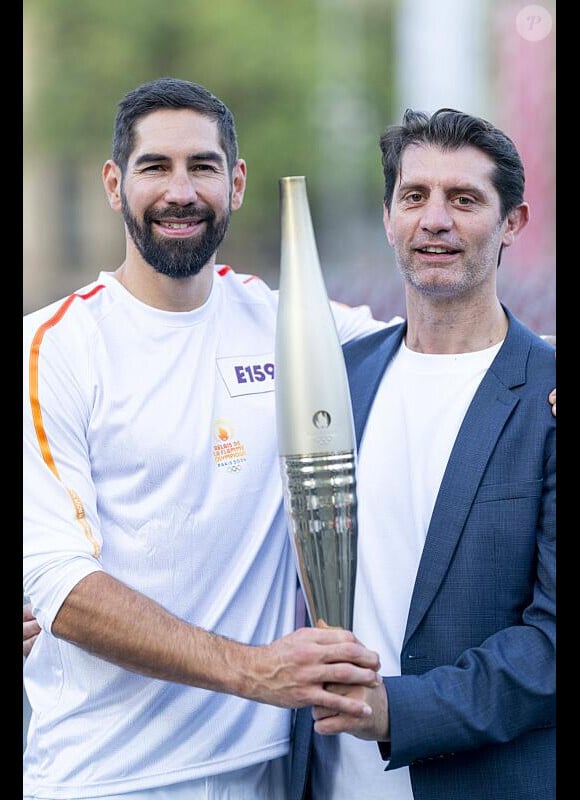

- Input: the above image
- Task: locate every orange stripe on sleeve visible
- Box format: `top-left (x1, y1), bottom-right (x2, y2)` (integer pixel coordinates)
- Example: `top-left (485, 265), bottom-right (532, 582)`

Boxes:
top-left (28, 285), bottom-right (106, 557)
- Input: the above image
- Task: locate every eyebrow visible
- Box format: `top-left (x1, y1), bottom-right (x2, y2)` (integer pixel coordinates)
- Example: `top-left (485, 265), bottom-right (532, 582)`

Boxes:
top-left (133, 150), bottom-right (225, 167)
top-left (397, 180), bottom-right (487, 199)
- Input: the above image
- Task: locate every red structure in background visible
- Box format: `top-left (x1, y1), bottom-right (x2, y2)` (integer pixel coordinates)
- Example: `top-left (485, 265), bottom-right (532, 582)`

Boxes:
top-left (492, 2), bottom-right (556, 332)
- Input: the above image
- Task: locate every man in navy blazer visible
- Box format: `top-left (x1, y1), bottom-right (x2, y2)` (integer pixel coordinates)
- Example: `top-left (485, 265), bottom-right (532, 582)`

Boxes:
top-left (290, 108), bottom-right (555, 799)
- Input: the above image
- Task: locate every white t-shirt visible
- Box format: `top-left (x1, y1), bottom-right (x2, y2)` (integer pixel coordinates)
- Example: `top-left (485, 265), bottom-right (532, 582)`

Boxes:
top-left (311, 339), bottom-right (502, 800)
top-left (23, 265), bottom-right (390, 799)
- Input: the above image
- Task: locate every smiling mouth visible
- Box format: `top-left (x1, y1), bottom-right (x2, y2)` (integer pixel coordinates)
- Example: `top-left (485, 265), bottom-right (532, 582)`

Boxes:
top-left (157, 221), bottom-right (201, 229)
top-left (153, 218), bottom-right (207, 237)
top-left (416, 246), bottom-right (460, 255)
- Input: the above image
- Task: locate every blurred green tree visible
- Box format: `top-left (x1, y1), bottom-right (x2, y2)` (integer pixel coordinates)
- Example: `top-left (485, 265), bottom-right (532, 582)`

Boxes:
top-left (24, 0), bottom-right (396, 295)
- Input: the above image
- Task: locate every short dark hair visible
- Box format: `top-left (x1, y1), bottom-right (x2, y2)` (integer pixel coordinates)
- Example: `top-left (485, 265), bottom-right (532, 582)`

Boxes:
top-left (379, 108), bottom-right (525, 220)
top-left (112, 77), bottom-right (239, 174)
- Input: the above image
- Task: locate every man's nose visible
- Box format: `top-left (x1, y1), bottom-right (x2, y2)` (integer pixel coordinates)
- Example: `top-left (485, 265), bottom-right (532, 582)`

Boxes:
top-left (163, 170), bottom-right (198, 204)
top-left (420, 197), bottom-right (453, 233)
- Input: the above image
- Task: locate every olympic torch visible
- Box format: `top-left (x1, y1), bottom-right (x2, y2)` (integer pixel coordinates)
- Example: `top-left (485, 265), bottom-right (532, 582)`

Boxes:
top-left (275, 175), bottom-right (358, 630)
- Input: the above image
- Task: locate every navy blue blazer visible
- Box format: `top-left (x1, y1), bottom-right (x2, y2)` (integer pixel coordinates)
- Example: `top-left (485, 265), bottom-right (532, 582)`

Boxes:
top-left (290, 307), bottom-right (556, 800)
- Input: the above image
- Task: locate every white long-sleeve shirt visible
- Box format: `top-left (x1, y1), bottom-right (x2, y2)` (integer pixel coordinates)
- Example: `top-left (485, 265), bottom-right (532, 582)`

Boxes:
top-left (23, 265), bottom-right (390, 798)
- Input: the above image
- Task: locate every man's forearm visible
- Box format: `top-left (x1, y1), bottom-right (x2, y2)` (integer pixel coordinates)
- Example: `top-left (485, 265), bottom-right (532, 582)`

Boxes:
top-left (52, 571), bottom-right (251, 694)
top-left (51, 571), bottom-right (382, 715)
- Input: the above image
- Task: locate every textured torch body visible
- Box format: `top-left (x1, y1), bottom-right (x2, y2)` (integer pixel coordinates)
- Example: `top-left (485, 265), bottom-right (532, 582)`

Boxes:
top-left (275, 175), bottom-right (358, 630)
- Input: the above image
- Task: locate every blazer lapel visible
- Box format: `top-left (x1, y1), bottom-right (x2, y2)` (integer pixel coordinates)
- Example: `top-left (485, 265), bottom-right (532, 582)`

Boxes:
top-left (403, 313), bottom-right (531, 645)
top-left (343, 309), bottom-right (533, 648)
top-left (403, 374), bottom-right (518, 644)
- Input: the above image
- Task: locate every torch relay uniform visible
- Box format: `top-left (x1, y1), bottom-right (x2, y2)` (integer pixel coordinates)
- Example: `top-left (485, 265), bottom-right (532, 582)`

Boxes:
top-left (22, 265), bottom-right (388, 799)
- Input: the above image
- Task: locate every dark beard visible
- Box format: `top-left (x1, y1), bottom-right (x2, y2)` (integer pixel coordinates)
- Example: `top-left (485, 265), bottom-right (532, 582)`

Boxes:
top-left (121, 192), bottom-right (230, 279)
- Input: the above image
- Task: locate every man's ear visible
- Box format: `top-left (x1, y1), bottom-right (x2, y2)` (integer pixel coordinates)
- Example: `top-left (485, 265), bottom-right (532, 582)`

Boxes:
top-left (502, 202), bottom-right (530, 249)
top-left (102, 160), bottom-right (123, 211)
top-left (230, 159), bottom-right (247, 211)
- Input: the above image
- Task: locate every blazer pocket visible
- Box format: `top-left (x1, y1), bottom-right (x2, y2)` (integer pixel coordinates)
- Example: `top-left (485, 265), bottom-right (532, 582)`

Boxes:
top-left (474, 478), bottom-right (543, 504)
